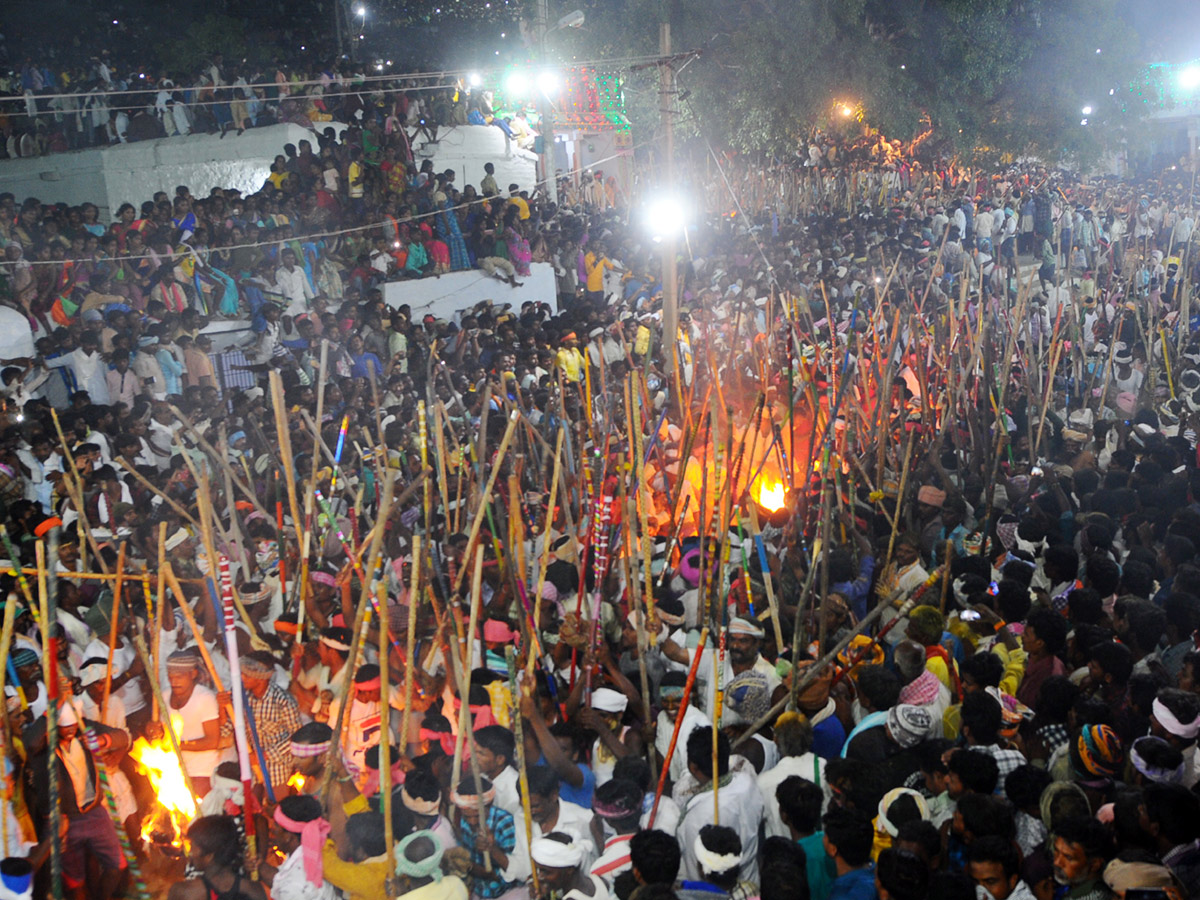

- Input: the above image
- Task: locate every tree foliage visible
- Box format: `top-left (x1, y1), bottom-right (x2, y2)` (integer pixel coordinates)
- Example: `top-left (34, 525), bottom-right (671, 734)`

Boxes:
top-left (559, 0), bottom-right (1146, 163)
top-left (164, 14), bottom-right (249, 74)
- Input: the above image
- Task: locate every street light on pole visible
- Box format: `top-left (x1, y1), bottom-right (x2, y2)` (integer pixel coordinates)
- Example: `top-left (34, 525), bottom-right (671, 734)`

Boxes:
top-left (536, 6), bottom-right (585, 207)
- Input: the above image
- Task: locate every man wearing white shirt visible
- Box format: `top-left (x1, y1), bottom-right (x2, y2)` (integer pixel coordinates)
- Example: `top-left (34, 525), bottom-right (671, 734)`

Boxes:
top-left (676, 727), bottom-right (763, 884)
top-left (43, 332), bottom-right (110, 404)
top-left (527, 766), bottom-right (596, 870)
top-left (275, 249), bottom-right (314, 316)
top-left (661, 617), bottom-right (781, 720)
top-left (758, 713), bottom-right (829, 839)
top-left (475, 725), bottom-right (523, 819)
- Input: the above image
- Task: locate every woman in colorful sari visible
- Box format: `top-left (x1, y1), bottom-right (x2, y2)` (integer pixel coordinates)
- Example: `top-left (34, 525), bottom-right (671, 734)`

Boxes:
top-left (433, 192), bottom-right (471, 272)
top-left (502, 208), bottom-right (532, 277)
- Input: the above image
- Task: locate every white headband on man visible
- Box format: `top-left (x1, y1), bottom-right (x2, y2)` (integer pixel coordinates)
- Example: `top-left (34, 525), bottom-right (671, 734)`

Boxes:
top-left (693, 834), bottom-right (741, 875)
top-left (1153, 698), bottom-right (1200, 739)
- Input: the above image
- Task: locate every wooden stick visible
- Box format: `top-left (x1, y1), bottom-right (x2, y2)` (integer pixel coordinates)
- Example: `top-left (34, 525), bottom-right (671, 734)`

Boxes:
top-left (100, 542), bottom-right (127, 720)
top-left (378, 569), bottom-right (396, 897)
top-left (320, 469), bottom-right (395, 803)
top-left (38, 535), bottom-right (62, 900)
top-left (153, 521), bottom-right (168, 717)
top-left (747, 505), bottom-right (785, 651)
top-left (884, 429), bottom-right (917, 568)
top-left (269, 371), bottom-right (306, 624)
top-left (454, 411), bottom-right (521, 595)
top-left (732, 589), bottom-right (927, 750)
top-left (114, 458), bottom-right (199, 527)
top-left (507, 647), bottom-right (539, 897)
top-left (528, 427), bottom-right (564, 679)
top-left (162, 564), bottom-right (224, 690)
top-left (399, 535), bottom-right (421, 757)
top-left (450, 547), bottom-right (485, 791)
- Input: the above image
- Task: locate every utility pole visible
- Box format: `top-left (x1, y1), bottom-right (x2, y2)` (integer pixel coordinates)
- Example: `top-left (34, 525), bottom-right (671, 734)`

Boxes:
top-left (538, 0), bottom-right (559, 206)
top-left (659, 22), bottom-right (677, 387)
top-left (335, 0), bottom-right (344, 58)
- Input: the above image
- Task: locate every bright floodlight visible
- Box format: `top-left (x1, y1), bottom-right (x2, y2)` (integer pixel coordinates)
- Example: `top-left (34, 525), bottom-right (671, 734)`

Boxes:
top-left (506, 71), bottom-right (530, 97)
top-left (1081, 105), bottom-right (1093, 115)
top-left (840, 105), bottom-right (853, 117)
top-left (355, 4), bottom-right (365, 14)
top-left (468, 72), bottom-right (482, 87)
top-left (645, 196), bottom-right (687, 240)
top-left (537, 71), bottom-right (558, 94)
top-left (1181, 65), bottom-right (1200, 90)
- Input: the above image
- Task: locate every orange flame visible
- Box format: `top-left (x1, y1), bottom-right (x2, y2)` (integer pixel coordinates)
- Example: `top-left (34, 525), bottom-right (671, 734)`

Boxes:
top-left (287, 773), bottom-right (307, 792)
top-left (130, 737), bottom-right (196, 848)
top-left (754, 477), bottom-right (787, 513)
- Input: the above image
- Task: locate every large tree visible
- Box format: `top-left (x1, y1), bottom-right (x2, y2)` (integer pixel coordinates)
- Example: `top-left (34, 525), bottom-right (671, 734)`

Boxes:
top-left (554, 0), bottom-right (1145, 163)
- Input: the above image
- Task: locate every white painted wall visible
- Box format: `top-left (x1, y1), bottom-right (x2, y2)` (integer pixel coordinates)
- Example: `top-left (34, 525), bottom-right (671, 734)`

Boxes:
top-left (0, 123), bottom-right (342, 221)
top-left (411, 125), bottom-right (538, 195)
top-left (0, 122), bottom-right (538, 222)
top-left (382, 262), bottom-right (557, 320)
top-left (0, 308), bottom-right (35, 360)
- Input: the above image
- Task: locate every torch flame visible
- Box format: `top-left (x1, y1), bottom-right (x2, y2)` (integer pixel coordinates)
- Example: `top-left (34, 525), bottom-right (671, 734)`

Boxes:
top-left (130, 737), bottom-right (197, 848)
top-left (754, 478), bottom-right (787, 513)
top-left (287, 772), bottom-right (307, 792)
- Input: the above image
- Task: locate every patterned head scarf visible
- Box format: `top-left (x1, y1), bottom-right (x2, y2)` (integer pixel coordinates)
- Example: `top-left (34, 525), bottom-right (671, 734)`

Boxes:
top-left (1072, 724), bottom-right (1123, 779)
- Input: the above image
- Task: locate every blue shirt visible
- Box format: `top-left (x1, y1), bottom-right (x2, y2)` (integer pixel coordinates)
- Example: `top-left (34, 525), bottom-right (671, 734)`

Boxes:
top-left (828, 865), bottom-right (877, 900)
top-left (799, 831), bottom-right (837, 900)
top-left (457, 806), bottom-right (518, 899)
top-left (557, 761), bottom-right (595, 808)
top-left (350, 351), bottom-right (383, 379)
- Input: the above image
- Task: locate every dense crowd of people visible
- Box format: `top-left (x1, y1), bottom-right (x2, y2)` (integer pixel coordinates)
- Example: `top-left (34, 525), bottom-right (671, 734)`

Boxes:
top-left (2, 77), bottom-right (1200, 900)
top-left (0, 46), bottom-right (539, 160)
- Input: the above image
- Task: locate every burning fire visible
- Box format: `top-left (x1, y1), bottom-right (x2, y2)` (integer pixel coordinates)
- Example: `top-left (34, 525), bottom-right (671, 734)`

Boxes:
top-left (754, 477), bottom-right (787, 513)
top-left (130, 737), bottom-right (197, 848)
top-left (287, 773), bottom-right (307, 792)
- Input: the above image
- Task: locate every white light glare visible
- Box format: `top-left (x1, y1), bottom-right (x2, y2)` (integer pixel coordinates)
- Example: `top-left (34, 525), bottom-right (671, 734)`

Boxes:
top-left (645, 196), bottom-right (687, 239)
top-left (468, 72), bottom-right (482, 87)
top-left (1181, 65), bottom-right (1200, 90)
top-left (1080, 118), bottom-right (1089, 125)
top-left (1081, 105), bottom-right (1093, 115)
top-left (355, 4), bottom-right (365, 14)
top-left (537, 71), bottom-right (558, 94)
top-left (506, 72), bottom-right (530, 96)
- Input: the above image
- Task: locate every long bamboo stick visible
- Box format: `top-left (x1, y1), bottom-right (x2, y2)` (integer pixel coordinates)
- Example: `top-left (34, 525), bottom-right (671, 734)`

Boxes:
top-left (319, 469), bottom-right (394, 803)
top-left (100, 542), bottom-right (127, 720)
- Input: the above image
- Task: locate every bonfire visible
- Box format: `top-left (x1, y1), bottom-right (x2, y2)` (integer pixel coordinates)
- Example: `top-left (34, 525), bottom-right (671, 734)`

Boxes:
top-left (129, 737), bottom-right (197, 853)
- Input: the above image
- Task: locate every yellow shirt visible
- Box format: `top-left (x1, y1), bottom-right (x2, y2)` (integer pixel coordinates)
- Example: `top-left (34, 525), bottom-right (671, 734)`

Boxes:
top-left (556, 347), bottom-right (584, 382)
top-left (322, 843), bottom-right (389, 900)
top-left (586, 253), bottom-right (613, 292)
top-left (508, 196), bottom-right (530, 220)
top-left (348, 161), bottom-right (365, 198)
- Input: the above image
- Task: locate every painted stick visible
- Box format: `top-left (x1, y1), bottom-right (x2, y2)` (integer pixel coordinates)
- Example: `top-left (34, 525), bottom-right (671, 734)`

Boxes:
top-left (647, 626), bottom-right (709, 829)
top-left (320, 469), bottom-right (395, 804)
top-left (400, 536), bottom-right (421, 757)
top-left (379, 569), bottom-right (396, 898)
top-left (217, 553), bottom-right (258, 869)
